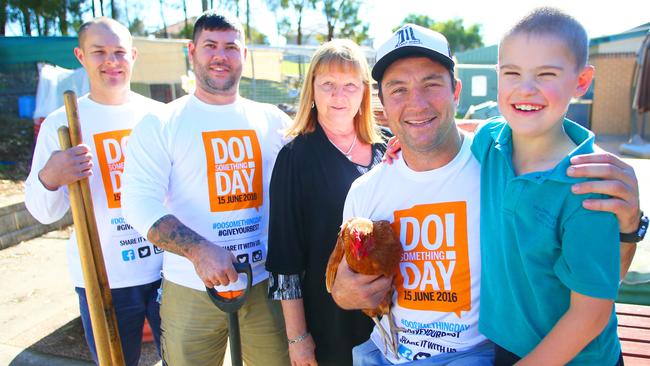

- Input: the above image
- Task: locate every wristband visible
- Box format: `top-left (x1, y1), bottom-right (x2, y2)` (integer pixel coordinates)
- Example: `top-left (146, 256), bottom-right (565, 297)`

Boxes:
top-left (619, 212), bottom-right (648, 243)
top-left (287, 331), bottom-right (310, 345)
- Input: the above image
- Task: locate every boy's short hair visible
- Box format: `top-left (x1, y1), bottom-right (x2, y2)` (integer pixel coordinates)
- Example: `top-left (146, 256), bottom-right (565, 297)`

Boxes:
top-left (77, 17), bottom-right (132, 48)
top-left (192, 10), bottom-right (245, 43)
top-left (501, 7), bottom-right (589, 69)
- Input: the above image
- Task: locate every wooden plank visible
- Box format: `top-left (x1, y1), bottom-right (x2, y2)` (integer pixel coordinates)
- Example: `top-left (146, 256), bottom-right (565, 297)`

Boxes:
top-left (621, 339), bottom-right (650, 358)
top-left (619, 326), bottom-right (650, 342)
top-left (623, 355), bottom-right (650, 366)
top-left (617, 303), bottom-right (650, 317)
top-left (618, 314), bottom-right (650, 328)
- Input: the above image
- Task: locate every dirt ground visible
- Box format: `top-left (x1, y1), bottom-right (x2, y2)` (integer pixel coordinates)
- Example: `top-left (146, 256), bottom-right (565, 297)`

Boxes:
top-left (0, 229), bottom-right (161, 366)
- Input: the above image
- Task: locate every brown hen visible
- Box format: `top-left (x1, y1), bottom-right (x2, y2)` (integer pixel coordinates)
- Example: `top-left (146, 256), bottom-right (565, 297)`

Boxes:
top-left (325, 217), bottom-right (403, 357)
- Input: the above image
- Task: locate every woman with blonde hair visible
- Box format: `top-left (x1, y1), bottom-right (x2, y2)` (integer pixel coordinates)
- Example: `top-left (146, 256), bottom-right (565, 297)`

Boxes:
top-left (266, 39), bottom-right (388, 366)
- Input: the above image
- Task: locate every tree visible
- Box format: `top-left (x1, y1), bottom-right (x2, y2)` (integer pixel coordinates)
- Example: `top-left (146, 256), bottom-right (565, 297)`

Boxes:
top-left (9, 0), bottom-right (32, 35)
top-left (394, 14), bottom-right (483, 53)
top-left (395, 13), bottom-right (435, 30)
top-left (249, 26), bottom-right (269, 44)
top-left (315, 0), bottom-right (369, 43)
top-left (111, 0), bottom-right (118, 20)
top-left (266, 0), bottom-right (289, 44)
top-left (69, 0), bottom-right (86, 34)
top-left (158, 0), bottom-right (167, 38)
top-left (284, 0), bottom-right (312, 45)
top-left (57, 1), bottom-right (68, 35)
top-left (181, 0), bottom-right (188, 36)
top-left (333, 0), bottom-right (368, 44)
top-left (432, 19), bottom-right (482, 52)
top-left (0, 0), bottom-right (8, 36)
top-left (128, 16), bottom-right (146, 36)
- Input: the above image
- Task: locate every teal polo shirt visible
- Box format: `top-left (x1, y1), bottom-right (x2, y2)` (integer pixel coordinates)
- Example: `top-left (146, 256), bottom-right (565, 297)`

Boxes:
top-left (471, 117), bottom-right (621, 365)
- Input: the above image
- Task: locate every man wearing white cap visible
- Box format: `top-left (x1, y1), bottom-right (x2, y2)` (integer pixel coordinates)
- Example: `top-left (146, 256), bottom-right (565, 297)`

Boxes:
top-left (330, 24), bottom-right (641, 365)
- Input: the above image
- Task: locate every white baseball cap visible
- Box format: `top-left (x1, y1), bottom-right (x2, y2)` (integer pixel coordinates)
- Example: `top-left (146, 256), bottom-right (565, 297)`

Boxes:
top-left (372, 23), bottom-right (454, 81)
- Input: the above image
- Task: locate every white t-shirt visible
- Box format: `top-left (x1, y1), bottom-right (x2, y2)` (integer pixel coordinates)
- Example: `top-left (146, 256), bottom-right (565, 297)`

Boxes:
top-left (25, 92), bottom-right (165, 289)
top-left (343, 136), bottom-right (485, 363)
top-left (122, 94), bottom-right (291, 291)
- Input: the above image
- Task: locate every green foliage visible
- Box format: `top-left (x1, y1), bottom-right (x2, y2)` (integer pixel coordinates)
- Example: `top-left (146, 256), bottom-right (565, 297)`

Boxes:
top-left (249, 26), bottom-right (270, 45)
top-left (177, 23), bottom-right (192, 39)
top-left (395, 14), bottom-right (484, 53)
top-left (318, 0), bottom-right (369, 43)
top-left (395, 13), bottom-right (436, 30)
top-left (6, 0), bottom-right (87, 36)
top-left (337, 0), bottom-right (368, 44)
top-left (275, 0), bottom-right (314, 45)
top-left (433, 19), bottom-right (483, 52)
top-left (129, 17), bottom-right (147, 36)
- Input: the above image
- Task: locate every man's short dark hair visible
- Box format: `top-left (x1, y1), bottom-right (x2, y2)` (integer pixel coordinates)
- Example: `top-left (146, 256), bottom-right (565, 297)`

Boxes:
top-left (192, 10), bottom-right (245, 43)
top-left (501, 7), bottom-right (589, 69)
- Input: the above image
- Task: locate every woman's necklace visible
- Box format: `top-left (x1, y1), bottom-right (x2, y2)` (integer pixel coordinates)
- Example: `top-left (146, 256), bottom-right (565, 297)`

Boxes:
top-left (329, 134), bottom-right (357, 160)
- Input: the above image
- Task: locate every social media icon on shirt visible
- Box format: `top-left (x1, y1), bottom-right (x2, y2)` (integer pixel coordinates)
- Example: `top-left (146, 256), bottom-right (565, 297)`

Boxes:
top-left (122, 249), bottom-right (136, 261)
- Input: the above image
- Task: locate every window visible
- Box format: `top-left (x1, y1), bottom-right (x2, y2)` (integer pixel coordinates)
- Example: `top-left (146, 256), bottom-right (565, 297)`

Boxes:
top-left (471, 75), bottom-right (487, 97)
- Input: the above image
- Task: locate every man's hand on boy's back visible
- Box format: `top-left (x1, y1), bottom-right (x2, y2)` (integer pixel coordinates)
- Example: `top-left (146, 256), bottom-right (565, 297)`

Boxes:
top-left (567, 152), bottom-right (640, 233)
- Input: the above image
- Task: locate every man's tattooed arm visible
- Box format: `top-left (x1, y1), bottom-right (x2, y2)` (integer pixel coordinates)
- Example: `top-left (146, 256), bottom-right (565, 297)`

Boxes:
top-left (147, 214), bottom-right (208, 258)
top-left (146, 214), bottom-right (238, 287)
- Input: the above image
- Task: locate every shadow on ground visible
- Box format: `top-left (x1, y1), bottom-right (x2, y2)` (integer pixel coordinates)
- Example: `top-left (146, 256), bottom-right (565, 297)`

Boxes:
top-left (8, 317), bottom-right (160, 366)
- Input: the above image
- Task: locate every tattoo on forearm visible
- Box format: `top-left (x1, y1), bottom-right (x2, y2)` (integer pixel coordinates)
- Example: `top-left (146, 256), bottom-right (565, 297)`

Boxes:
top-left (147, 215), bottom-right (205, 258)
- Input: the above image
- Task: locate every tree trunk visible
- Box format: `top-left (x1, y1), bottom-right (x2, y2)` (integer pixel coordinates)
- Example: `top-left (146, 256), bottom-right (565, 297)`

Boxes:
top-left (91, 0), bottom-right (96, 17)
top-left (124, 0), bottom-right (130, 24)
top-left (34, 12), bottom-right (42, 35)
top-left (111, 0), bottom-right (118, 20)
top-left (58, 2), bottom-right (68, 35)
top-left (245, 0), bottom-right (251, 42)
top-left (98, 0), bottom-right (104, 16)
top-left (296, 9), bottom-right (302, 45)
top-left (201, 0), bottom-right (207, 11)
top-left (0, 0), bottom-right (7, 36)
top-left (182, 0), bottom-right (188, 30)
top-left (20, 5), bottom-right (31, 35)
top-left (42, 17), bottom-right (51, 36)
top-left (158, 0), bottom-right (167, 38)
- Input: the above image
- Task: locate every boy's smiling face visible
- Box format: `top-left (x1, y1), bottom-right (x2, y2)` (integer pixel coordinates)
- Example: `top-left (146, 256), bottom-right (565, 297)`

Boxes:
top-left (497, 33), bottom-right (593, 138)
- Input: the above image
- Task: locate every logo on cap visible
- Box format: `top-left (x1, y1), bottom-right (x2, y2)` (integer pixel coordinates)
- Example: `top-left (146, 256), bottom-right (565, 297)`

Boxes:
top-left (395, 26), bottom-right (421, 48)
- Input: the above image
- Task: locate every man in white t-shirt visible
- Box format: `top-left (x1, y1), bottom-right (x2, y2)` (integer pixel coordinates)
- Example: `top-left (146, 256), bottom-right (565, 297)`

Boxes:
top-left (25, 18), bottom-right (163, 366)
top-left (121, 10), bottom-right (290, 366)
top-left (330, 24), bottom-right (641, 366)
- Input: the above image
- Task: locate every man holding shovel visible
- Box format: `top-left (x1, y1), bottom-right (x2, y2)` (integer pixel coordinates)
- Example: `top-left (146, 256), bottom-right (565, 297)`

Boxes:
top-left (25, 17), bottom-right (163, 366)
top-left (122, 10), bottom-right (290, 366)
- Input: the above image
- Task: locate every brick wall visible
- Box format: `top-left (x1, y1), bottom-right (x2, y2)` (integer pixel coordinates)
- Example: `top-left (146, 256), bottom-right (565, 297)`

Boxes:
top-left (591, 53), bottom-right (636, 135)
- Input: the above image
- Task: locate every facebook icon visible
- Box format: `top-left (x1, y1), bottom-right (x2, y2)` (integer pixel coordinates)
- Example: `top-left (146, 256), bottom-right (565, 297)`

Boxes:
top-left (122, 249), bottom-right (136, 261)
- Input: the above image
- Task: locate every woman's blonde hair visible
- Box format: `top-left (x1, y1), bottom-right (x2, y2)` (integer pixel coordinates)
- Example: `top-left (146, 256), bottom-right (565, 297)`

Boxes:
top-left (286, 39), bottom-right (382, 144)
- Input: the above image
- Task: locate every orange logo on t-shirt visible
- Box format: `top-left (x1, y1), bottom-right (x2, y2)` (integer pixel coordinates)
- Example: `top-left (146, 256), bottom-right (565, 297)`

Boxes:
top-left (202, 130), bottom-right (263, 212)
top-left (93, 129), bottom-right (130, 209)
top-left (392, 201), bottom-right (471, 316)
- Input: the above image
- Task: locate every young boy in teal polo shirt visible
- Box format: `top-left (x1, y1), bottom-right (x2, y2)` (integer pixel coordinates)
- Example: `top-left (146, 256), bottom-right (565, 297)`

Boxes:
top-left (471, 8), bottom-right (622, 365)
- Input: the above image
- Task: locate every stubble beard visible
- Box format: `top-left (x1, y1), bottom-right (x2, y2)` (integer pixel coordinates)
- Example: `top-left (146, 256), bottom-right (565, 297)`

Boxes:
top-left (194, 61), bottom-right (241, 96)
